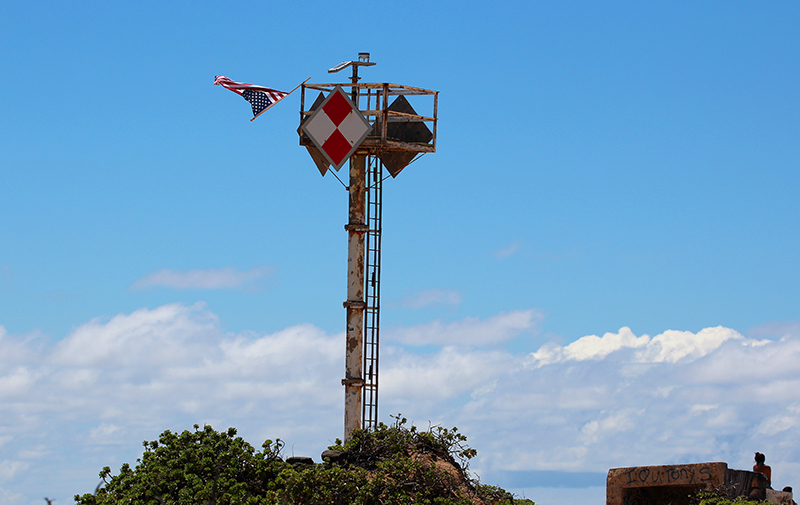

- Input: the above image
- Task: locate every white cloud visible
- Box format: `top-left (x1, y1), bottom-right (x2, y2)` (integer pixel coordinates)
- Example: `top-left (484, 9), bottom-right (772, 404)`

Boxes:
top-left (749, 321), bottom-right (800, 340)
top-left (0, 486), bottom-right (22, 505)
top-left (493, 241), bottom-right (521, 259)
top-left (688, 404), bottom-right (718, 415)
top-left (528, 327), bottom-right (649, 366)
top-left (3, 307), bottom-right (800, 505)
top-left (638, 326), bottom-right (743, 363)
top-left (130, 266), bottom-right (274, 290)
top-left (381, 346), bottom-right (515, 401)
top-left (0, 302), bottom-right (346, 501)
top-left (45, 304), bottom-right (342, 418)
top-left (0, 461), bottom-right (27, 481)
top-left (447, 327), bottom-right (800, 486)
top-left (580, 409), bottom-right (642, 444)
top-left (0, 367), bottom-right (38, 399)
top-left (686, 334), bottom-right (800, 384)
top-left (525, 326), bottom-right (743, 367)
top-left (51, 302), bottom-right (218, 367)
top-left (0, 328), bottom-right (41, 368)
top-left (394, 288), bottom-right (462, 309)
top-left (89, 423), bottom-right (123, 445)
top-left (386, 309), bottom-right (542, 346)
top-left (754, 404), bottom-right (800, 436)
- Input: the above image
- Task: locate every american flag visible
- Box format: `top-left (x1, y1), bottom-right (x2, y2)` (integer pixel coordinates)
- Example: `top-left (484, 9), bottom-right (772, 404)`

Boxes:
top-left (214, 76), bottom-right (289, 119)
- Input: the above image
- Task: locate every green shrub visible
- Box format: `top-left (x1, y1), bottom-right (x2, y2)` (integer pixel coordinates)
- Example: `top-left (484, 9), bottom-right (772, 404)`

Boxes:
top-left (692, 488), bottom-right (772, 505)
top-left (75, 424), bottom-right (286, 505)
top-left (75, 416), bottom-right (534, 505)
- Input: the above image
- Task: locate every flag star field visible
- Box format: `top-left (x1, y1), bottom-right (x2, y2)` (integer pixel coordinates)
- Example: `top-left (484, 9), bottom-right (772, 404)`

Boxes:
top-left (242, 89), bottom-right (273, 116)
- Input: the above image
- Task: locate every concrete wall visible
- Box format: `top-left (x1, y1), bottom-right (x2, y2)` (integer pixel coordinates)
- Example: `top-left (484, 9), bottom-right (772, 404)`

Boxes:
top-left (607, 462), bottom-right (793, 505)
top-left (606, 462), bottom-right (727, 505)
top-left (767, 489), bottom-right (795, 505)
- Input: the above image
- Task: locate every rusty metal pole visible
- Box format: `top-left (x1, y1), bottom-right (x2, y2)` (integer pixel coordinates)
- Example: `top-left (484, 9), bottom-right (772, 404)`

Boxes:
top-left (342, 58), bottom-right (366, 442)
top-left (342, 153), bottom-right (367, 441)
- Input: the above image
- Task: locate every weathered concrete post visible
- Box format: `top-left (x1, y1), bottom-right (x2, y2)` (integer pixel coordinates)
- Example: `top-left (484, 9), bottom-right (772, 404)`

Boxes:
top-left (342, 154), bottom-right (367, 440)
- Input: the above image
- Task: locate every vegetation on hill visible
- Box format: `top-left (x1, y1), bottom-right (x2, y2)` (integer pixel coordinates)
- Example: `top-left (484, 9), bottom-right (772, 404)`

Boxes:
top-left (75, 416), bottom-right (535, 504)
top-left (691, 488), bottom-right (773, 505)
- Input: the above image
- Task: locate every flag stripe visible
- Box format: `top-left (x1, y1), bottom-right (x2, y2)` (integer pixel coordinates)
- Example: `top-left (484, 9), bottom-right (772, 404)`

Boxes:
top-left (214, 76), bottom-right (288, 99)
top-left (214, 75), bottom-right (289, 119)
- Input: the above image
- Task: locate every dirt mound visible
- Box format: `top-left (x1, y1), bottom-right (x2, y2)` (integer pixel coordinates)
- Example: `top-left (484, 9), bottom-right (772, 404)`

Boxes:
top-left (412, 451), bottom-right (486, 505)
top-left (321, 419), bottom-right (528, 504)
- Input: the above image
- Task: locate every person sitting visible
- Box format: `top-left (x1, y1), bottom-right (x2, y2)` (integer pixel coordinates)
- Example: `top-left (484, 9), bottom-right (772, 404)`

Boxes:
top-left (749, 473), bottom-right (768, 501)
top-left (782, 486), bottom-right (796, 505)
top-left (754, 452), bottom-right (772, 488)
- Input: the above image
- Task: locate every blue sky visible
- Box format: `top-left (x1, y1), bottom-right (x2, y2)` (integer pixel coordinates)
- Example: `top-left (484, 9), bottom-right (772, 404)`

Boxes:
top-left (2, 1), bottom-right (800, 504)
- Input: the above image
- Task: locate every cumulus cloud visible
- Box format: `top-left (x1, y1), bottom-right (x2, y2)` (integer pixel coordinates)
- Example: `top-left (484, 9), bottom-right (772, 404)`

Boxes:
top-left (0, 303), bottom-right (344, 503)
top-left (446, 326), bottom-right (800, 491)
top-left (379, 321), bottom-right (800, 490)
top-left (51, 302), bottom-right (219, 367)
top-left (640, 327), bottom-right (744, 363)
top-left (46, 303), bottom-right (341, 416)
top-left (386, 309), bottom-right (543, 346)
top-left (381, 345), bottom-right (515, 401)
top-left (394, 288), bottom-right (462, 309)
top-left (525, 326), bottom-right (743, 367)
top-left (527, 327), bottom-right (649, 365)
top-left (3, 307), bottom-right (800, 505)
top-left (130, 266), bottom-right (274, 290)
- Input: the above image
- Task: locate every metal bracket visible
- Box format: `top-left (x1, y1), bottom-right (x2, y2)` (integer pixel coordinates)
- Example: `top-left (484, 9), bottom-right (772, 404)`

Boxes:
top-left (343, 300), bottom-right (367, 309)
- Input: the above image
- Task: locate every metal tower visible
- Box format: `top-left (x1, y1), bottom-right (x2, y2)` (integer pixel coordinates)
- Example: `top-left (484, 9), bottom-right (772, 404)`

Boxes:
top-left (298, 54), bottom-right (437, 440)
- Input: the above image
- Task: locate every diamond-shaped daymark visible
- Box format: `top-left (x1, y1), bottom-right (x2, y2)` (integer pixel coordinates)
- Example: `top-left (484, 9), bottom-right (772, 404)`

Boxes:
top-left (338, 110), bottom-right (370, 144)
top-left (322, 90), bottom-right (353, 126)
top-left (300, 85), bottom-right (372, 171)
top-left (322, 129), bottom-right (353, 167)
top-left (303, 112), bottom-right (337, 147)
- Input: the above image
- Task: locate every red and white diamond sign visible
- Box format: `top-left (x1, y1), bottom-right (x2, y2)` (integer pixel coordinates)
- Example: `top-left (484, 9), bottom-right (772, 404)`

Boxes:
top-left (301, 85), bottom-right (371, 170)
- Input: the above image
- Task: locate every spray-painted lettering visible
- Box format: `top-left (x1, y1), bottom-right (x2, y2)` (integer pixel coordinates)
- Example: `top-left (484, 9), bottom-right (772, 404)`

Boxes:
top-left (624, 465), bottom-right (712, 486)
